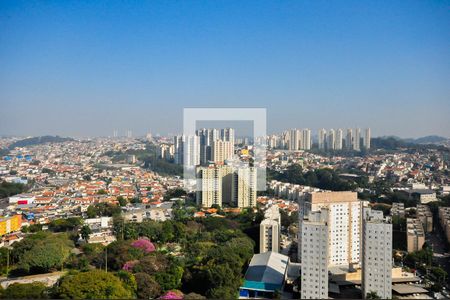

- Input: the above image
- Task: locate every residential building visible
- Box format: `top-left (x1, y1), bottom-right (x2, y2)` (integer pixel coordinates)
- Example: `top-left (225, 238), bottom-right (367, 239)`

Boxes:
top-left (211, 140), bottom-right (233, 164)
top-left (406, 218), bottom-right (425, 253)
top-left (0, 215), bottom-right (22, 236)
top-left (335, 128), bottom-right (343, 150)
top-left (318, 129), bottom-right (326, 150)
top-left (416, 204), bottom-right (433, 233)
top-left (300, 208), bottom-right (329, 299)
top-left (196, 165), bottom-right (233, 207)
top-left (260, 206), bottom-right (281, 253)
top-left (362, 208), bottom-right (392, 299)
top-left (233, 166), bottom-right (257, 208)
top-left (363, 128), bottom-right (371, 149)
top-left (354, 128), bottom-right (361, 151)
top-left (390, 202), bottom-right (405, 218)
top-left (327, 129), bottom-right (335, 151)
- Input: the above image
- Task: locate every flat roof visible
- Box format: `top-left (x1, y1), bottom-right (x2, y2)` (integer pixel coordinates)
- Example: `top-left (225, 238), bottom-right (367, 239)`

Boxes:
top-left (392, 284), bottom-right (428, 295)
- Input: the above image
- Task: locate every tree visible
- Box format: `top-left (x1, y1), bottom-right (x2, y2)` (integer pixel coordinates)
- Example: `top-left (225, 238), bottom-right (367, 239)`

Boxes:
top-left (135, 272), bottom-right (162, 299)
top-left (366, 291), bottom-right (381, 299)
top-left (19, 241), bottom-right (70, 273)
top-left (117, 196), bottom-right (127, 207)
top-left (80, 225), bottom-right (92, 241)
top-left (57, 270), bottom-right (132, 299)
top-left (2, 282), bottom-right (48, 299)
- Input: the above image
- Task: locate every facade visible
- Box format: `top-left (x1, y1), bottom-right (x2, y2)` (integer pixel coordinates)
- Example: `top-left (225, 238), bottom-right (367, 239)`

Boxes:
top-left (318, 128), bottom-right (326, 150)
top-left (353, 128), bottom-right (361, 151)
top-left (300, 209), bottom-right (329, 299)
top-left (406, 218), bottom-right (425, 253)
top-left (390, 202), bottom-right (405, 218)
top-left (301, 129), bottom-right (311, 150)
top-left (362, 209), bottom-right (392, 299)
top-left (416, 204), bottom-right (433, 233)
top-left (289, 129), bottom-right (301, 151)
top-left (327, 129), bottom-right (335, 151)
top-left (259, 206), bottom-right (281, 253)
top-left (335, 128), bottom-right (343, 150)
top-left (211, 140), bottom-right (233, 164)
top-left (173, 135), bottom-right (200, 167)
top-left (233, 167), bottom-right (257, 208)
top-left (363, 128), bottom-right (371, 149)
top-left (196, 165), bottom-right (233, 207)
top-left (298, 191), bottom-right (367, 267)
top-left (0, 215), bottom-right (22, 236)
top-left (438, 207), bottom-right (450, 243)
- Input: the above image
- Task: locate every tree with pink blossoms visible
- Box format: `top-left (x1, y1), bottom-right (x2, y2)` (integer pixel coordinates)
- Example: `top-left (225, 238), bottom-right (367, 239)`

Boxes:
top-left (131, 238), bottom-right (156, 253)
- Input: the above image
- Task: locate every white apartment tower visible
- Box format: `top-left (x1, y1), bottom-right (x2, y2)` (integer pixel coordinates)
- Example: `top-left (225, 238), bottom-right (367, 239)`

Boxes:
top-left (346, 128), bottom-right (353, 150)
top-left (363, 128), bottom-right (371, 150)
top-left (301, 208), bottom-right (329, 299)
top-left (259, 206), bottom-right (281, 253)
top-left (362, 208), bottom-right (392, 299)
top-left (301, 129), bottom-right (312, 150)
top-left (335, 128), bottom-right (343, 150)
top-left (288, 129), bottom-right (301, 151)
top-left (318, 129), bottom-right (327, 150)
top-left (298, 191), bottom-right (367, 267)
top-left (327, 129), bottom-right (336, 150)
top-left (173, 135), bottom-right (200, 167)
top-left (354, 128), bottom-right (361, 151)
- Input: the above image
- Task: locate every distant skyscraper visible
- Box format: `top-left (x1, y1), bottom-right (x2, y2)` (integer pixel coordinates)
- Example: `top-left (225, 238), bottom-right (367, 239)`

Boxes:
top-left (289, 129), bottom-right (301, 151)
top-left (346, 128), bottom-right (353, 150)
top-left (301, 129), bottom-right (311, 150)
top-left (362, 208), bottom-right (392, 299)
top-left (197, 128), bottom-right (220, 164)
top-left (301, 208), bottom-right (329, 299)
top-left (173, 135), bottom-right (200, 167)
top-left (363, 128), bottom-right (371, 150)
top-left (318, 129), bottom-right (326, 150)
top-left (327, 129), bottom-right (335, 150)
top-left (353, 128), bottom-right (361, 151)
top-left (335, 128), bottom-right (343, 150)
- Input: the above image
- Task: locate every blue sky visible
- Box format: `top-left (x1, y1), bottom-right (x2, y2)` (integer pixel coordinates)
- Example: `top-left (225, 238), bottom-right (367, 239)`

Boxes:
top-left (1, 1), bottom-right (449, 138)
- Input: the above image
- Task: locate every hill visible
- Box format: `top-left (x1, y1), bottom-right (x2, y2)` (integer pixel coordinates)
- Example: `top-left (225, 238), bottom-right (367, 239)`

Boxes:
top-left (8, 136), bottom-right (75, 149)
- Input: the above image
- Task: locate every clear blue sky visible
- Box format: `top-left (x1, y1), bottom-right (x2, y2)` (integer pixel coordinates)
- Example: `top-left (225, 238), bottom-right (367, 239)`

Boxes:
top-left (1, 1), bottom-right (449, 138)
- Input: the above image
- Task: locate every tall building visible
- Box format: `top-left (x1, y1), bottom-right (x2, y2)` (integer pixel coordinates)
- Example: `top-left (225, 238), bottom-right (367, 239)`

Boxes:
top-left (327, 129), bottom-right (335, 151)
top-left (345, 128), bottom-right (353, 150)
top-left (260, 206), bottom-right (281, 253)
top-left (353, 128), bottom-right (361, 151)
top-left (289, 129), bottom-right (301, 151)
top-left (363, 128), bottom-right (371, 150)
top-left (300, 208), bottom-right (329, 299)
top-left (211, 140), bottom-right (233, 164)
top-left (196, 165), bottom-right (233, 207)
top-left (298, 191), bottom-right (367, 267)
top-left (197, 128), bottom-right (220, 164)
top-left (173, 135), bottom-right (200, 167)
top-left (301, 129), bottom-right (312, 150)
top-left (318, 129), bottom-right (327, 150)
top-left (233, 166), bottom-right (257, 208)
top-left (406, 218), bottom-right (425, 253)
top-left (335, 128), bottom-right (343, 150)
top-left (362, 209), bottom-right (392, 299)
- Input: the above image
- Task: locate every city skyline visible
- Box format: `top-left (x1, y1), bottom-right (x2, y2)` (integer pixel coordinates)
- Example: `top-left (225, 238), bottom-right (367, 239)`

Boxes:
top-left (1, 1), bottom-right (449, 138)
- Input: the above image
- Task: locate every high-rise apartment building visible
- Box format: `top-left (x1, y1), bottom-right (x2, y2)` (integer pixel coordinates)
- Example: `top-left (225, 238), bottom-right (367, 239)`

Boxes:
top-left (300, 208), bottom-right (329, 299)
top-left (354, 128), bottom-right (361, 151)
top-left (173, 135), bottom-right (200, 167)
top-left (211, 140), bottom-right (233, 164)
top-left (363, 128), bottom-right (371, 149)
top-left (233, 166), bottom-right (257, 208)
top-left (318, 129), bottom-right (327, 150)
top-left (196, 165), bottom-right (233, 207)
top-left (335, 128), bottom-right (343, 150)
top-left (362, 208), bottom-right (392, 299)
top-left (301, 129), bottom-right (312, 150)
top-left (289, 129), bottom-right (301, 151)
top-left (298, 191), bottom-right (367, 267)
top-left (260, 206), bottom-right (281, 253)
top-left (327, 129), bottom-right (335, 151)
top-left (346, 128), bottom-right (353, 150)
